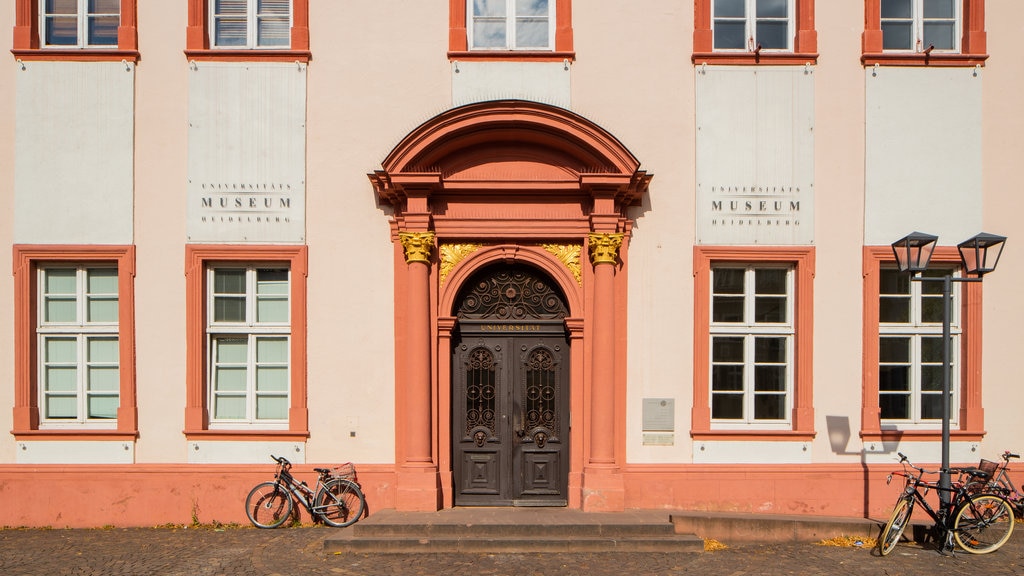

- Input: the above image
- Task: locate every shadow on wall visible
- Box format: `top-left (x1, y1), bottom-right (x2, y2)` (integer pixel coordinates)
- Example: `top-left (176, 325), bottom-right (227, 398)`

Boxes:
top-left (826, 415), bottom-right (902, 518)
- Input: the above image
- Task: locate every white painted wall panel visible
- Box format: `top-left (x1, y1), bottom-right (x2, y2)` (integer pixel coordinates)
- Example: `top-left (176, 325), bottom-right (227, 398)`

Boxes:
top-left (692, 440), bottom-right (812, 464)
top-left (14, 61), bottom-right (134, 244)
top-left (452, 61), bottom-right (571, 108)
top-left (696, 66), bottom-right (814, 245)
top-left (16, 440), bottom-right (134, 464)
top-left (865, 67), bottom-right (983, 246)
top-left (186, 441), bottom-right (305, 464)
top-left (187, 62), bottom-right (306, 243)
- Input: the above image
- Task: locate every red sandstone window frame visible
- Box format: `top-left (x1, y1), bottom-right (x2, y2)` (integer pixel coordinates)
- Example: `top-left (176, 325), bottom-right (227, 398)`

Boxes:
top-left (692, 246), bottom-right (815, 440)
top-left (449, 0), bottom-right (574, 62)
top-left (186, 0), bottom-right (310, 62)
top-left (862, 0), bottom-right (987, 66)
top-left (12, 0), bottom-right (139, 61)
top-left (12, 245), bottom-right (137, 440)
top-left (184, 245), bottom-right (309, 441)
top-left (693, 0), bottom-right (818, 65)
top-left (861, 247), bottom-right (984, 443)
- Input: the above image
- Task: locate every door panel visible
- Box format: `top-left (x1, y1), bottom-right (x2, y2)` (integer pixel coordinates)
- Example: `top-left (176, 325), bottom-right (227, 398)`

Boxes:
top-left (453, 333), bottom-right (568, 506)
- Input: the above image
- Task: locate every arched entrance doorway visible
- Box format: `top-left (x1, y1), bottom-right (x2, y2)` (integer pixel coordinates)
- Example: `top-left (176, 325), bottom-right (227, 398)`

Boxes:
top-left (369, 100), bottom-right (651, 511)
top-left (451, 265), bottom-right (570, 506)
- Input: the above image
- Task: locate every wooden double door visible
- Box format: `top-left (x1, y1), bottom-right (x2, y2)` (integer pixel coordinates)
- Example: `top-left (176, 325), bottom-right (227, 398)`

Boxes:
top-left (452, 325), bottom-right (569, 506)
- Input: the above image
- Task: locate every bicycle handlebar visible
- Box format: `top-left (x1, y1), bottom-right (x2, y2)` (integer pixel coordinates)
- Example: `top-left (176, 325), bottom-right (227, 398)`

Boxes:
top-left (271, 454), bottom-right (292, 468)
top-left (1004, 451), bottom-right (1020, 460)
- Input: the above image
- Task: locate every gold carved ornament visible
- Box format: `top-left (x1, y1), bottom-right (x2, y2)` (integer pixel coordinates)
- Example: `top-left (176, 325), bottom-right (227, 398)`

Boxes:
top-left (398, 232), bottom-right (435, 264)
top-left (542, 244), bottom-right (582, 286)
top-left (588, 233), bottom-right (624, 265)
top-left (439, 243), bottom-right (482, 286)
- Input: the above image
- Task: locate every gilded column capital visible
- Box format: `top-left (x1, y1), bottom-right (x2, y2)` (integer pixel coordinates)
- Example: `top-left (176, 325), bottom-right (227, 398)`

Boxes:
top-left (588, 233), bottom-right (624, 266)
top-left (399, 231), bottom-right (435, 264)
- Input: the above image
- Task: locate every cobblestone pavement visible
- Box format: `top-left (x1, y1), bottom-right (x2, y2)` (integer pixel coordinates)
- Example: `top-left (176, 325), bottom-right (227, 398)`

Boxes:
top-left (2, 524), bottom-right (1024, 576)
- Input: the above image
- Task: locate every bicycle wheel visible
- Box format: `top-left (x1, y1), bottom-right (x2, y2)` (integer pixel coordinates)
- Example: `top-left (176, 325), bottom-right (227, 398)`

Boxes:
top-left (878, 496), bottom-right (914, 556)
top-left (952, 493), bottom-right (1015, 554)
top-left (314, 478), bottom-right (365, 528)
top-left (245, 481), bottom-right (293, 529)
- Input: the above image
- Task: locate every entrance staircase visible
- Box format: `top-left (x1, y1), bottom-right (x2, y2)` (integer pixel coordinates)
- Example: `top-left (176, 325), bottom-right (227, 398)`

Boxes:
top-left (322, 508), bottom-right (705, 554)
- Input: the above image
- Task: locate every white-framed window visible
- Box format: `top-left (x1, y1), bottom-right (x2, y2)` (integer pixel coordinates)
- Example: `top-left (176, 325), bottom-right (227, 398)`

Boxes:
top-left (881, 0), bottom-right (960, 52)
top-left (37, 265), bottom-right (119, 427)
top-left (468, 0), bottom-right (554, 50)
top-left (713, 0), bottom-right (793, 51)
top-left (207, 266), bottom-right (290, 428)
top-left (210, 0), bottom-right (291, 49)
top-left (710, 265), bottom-right (794, 427)
top-left (41, 0), bottom-right (120, 48)
top-left (878, 267), bottom-right (959, 426)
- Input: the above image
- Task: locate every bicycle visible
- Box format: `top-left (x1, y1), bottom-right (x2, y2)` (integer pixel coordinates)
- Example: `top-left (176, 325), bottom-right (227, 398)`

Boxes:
top-left (244, 455), bottom-right (366, 528)
top-left (877, 452), bottom-right (1015, 556)
top-left (963, 451), bottom-right (1024, 518)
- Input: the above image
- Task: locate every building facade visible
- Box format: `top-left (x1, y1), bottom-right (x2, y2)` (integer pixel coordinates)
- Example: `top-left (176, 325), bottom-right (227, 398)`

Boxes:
top-left (2, 1), bottom-right (1023, 526)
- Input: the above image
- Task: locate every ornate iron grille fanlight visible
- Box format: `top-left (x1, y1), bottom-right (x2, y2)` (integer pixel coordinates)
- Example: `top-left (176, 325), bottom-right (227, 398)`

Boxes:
top-left (457, 266), bottom-right (568, 320)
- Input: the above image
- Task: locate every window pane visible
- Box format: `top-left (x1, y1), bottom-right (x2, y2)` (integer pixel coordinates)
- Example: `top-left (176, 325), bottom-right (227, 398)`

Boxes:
top-left (88, 367), bottom-right (119, 391)
top-left (753, 394), bottom-right (786, 419)
top-left (712, 394), bottom-right (743, 419)
top-left (90, 0), bottom-right (121, 13)
top-left (920, 365), bottom-right (943, 391)
top-left (215, 367), bottom-right (247, 391)
top-left (754, 337), bottom-right (786, 363)
top-left (88, 337), bottom-right (119, 363)
top-left (215, 0), bottom-right (247, 15)
top-left (712, 365), bottom-right (744, 391)
top-left (473, 20), bottom-right (507, 48)
top-left (214, 269), bottom-right (246, 294)
top-left (712, 296), bottom-right (744, 322)
top-left (216, 338), bottom-right (248, 363)
top-left (754, 296), bottom-right (786, 322)
top-left (879, 337), bottom-right (909, 362)
top-left (881, 0), bottom-right (912, 18)
top-left (214, 396), bottom-right (246, 419)
top-left (475, 0), bottom-right (506, 16)
top-left (920, 295), bottom-right (945, 323)
top-left (880, 393), bottom-right (909, 419)
top-left (46, 367), bottom-right (78, 392)
top-left (713, 268), bottom-right (744, 293)
top-left (88, 15), bottom-right (119, 45)
top-left (257, 337), bottom-right (288, 362)
top-left (879, 298), bottom-right (910, 323)
top-left (46, 396), bottom-right (78, 419)
top-left (257, 17), bottom-right (290, 47)
top-left (256, 396), bottom-right (288, 420)
top-left (215, 19), bottom-right (247, 46)
top-left (714, 0), bottom-right (745, 18)
top-left (880, 270), bottom-right (910, 295)
top-left (87, 268), bottom-right (118, 294)
top-left (879, 366), bottom-right (909, 391)
top-left (87, 395), bottom-right (118, 419)
top-left (257, 367), bottom-right (288, 392)
top-left (256, 298), bottom-right (288, 323)
top-left (516, 0), bottom-right (548, 16)
top-left (712, 337), bottom-right (744, 362)
top-left (923, 0), bottom-right (955, 18)
top-left (920, 336), bottom-right (943, 363)
top-left (920, 393), bottom-right (944, 419)
top-left (88, 297), bottom-right (118, 323)
top-left (256, 269), bottom-right (288, 294)
top-left (882, 22), bottom-right (913, 50)
top-left (714, 22), bottom-right (747, 49)
top-left (258, 0), bottom-right (290, 14)
top-left (516, 18), bottom-right (549, 48)
top-left (214, 297), bottom-right (246, 323)
top-left (755, 269), bottom-right (786, 294)
top-left (45, 269), bottom-right (77, 295)
top-left (756, 21), bottom-right (788, 49)
top-left (923, 22), bottom-right (955, 50)
top-left (46, 298), bottom-right (77, 323)
top-left (754, 366), bottom-right (785, 391)
top-left (756, 0), bottom-right (788, 18)
top-left (46, 337), bottom-right (78, 363)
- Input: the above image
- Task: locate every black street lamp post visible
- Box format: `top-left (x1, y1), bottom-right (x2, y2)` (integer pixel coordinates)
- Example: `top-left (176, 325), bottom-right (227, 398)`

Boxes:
top-left (890, 231), bottom-right (1006, 511)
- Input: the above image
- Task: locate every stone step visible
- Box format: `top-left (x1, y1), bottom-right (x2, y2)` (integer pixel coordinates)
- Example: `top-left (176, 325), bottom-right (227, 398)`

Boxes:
top-left (323, 508), bottom-right (705, 554)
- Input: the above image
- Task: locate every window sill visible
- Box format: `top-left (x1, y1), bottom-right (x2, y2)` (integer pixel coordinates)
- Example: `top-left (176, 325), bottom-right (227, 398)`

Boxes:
top-left (11, 49), bottom-right (140, 63)
top-left (184, 429), bottom-right (310, 442)
top-left (184, 49), bottom-right (312, 63)
top-left (448, 50), bottom-right (575, 63)
top-left (862, 52), bottom-right (989, 67)
top-left (692, 52), bottom-right (819, 66)
top-left (861, 429), bottom-right (985, 442)
top-left (12, 429), bottom-right (138, 441)
top-left (692, 430), bottom-right (815, 441)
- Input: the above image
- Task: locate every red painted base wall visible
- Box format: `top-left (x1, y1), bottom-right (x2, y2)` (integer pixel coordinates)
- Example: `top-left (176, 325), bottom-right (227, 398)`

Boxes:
top-left (0, 463), bottom-right (900, 527)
